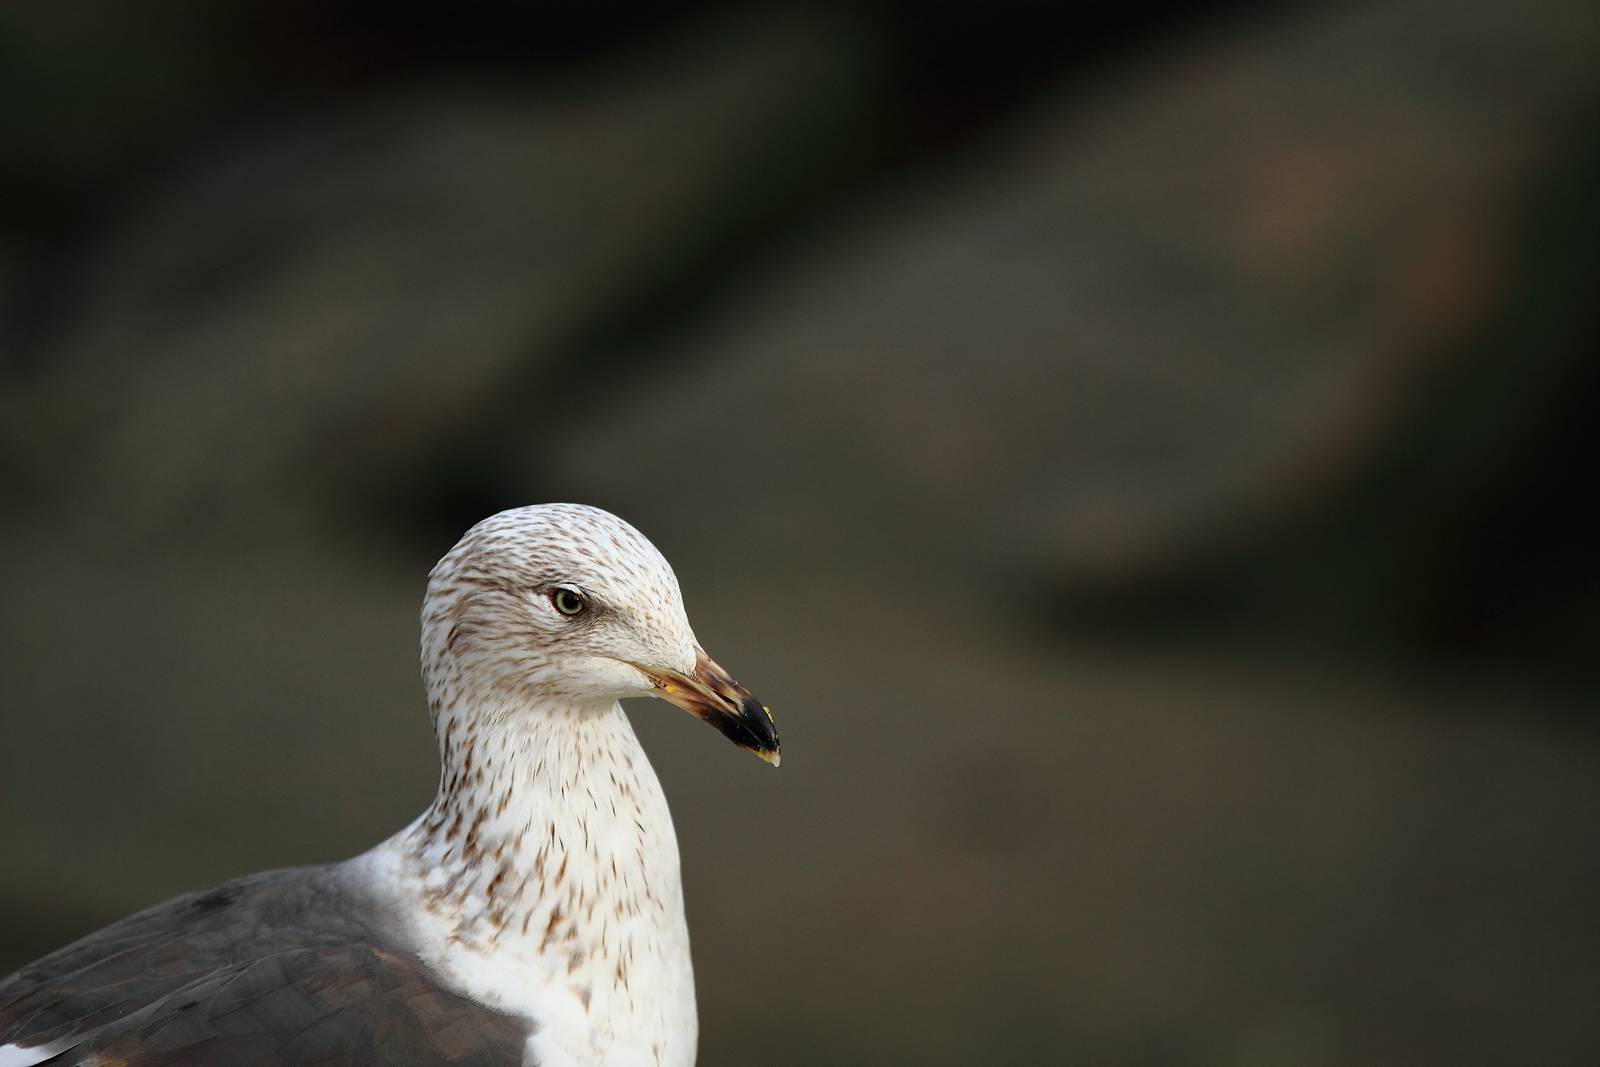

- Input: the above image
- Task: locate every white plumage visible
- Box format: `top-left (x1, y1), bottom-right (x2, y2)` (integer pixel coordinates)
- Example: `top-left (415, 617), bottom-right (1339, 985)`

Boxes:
top-left (354, 504), bottom-right (777, 1066)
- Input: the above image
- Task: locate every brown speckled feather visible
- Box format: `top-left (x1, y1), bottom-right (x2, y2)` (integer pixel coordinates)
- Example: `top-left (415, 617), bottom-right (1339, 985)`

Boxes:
top-left (0, 869), bottom-right (531, 1065)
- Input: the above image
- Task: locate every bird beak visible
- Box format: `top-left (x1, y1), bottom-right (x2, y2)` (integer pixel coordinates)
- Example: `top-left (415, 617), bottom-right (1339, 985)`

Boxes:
top-left (634, 649), bottom-right (780, 767)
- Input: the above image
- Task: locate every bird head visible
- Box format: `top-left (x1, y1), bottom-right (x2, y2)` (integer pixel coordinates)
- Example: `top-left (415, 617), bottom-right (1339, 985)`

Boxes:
top-left (421, 503), bottom-right (779, 765)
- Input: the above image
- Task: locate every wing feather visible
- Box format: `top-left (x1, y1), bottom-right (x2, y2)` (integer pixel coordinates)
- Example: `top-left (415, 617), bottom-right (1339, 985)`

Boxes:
top-left (2, 869), bottom-right (531, 1066)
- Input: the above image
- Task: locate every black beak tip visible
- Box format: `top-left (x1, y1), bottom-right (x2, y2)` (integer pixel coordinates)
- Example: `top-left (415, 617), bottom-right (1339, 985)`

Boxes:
top-left (729, 695), bottom-right (781, 766)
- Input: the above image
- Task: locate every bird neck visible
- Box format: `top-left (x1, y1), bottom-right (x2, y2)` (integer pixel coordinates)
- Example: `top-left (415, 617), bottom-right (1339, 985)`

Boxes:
top-left (354, 695), bottom-right (697, 1065)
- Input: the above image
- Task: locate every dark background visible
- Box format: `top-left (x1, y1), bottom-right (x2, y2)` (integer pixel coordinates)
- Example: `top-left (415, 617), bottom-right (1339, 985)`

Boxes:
top-left (3, 2), bottom-right (1599, 1063)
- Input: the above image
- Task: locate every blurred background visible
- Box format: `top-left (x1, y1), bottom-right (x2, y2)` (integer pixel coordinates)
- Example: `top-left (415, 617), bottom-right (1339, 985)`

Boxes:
top-left (3, 1), bottom-right (1599, 1063)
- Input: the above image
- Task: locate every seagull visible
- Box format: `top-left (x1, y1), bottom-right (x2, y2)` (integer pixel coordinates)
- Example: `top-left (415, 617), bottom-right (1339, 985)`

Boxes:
top-left (0, 504), bottom-right (780, 1067)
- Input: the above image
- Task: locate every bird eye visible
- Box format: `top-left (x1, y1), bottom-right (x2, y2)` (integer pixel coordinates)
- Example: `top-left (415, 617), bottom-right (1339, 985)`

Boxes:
top-left (550, 587), bottom-right (587, 617)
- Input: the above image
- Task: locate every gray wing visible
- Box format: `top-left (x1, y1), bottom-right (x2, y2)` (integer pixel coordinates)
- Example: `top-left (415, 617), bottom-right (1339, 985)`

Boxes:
top-left (0, 868), bottom-right (530, 1065)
